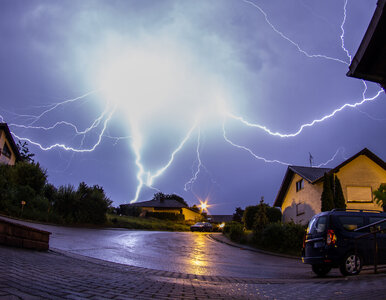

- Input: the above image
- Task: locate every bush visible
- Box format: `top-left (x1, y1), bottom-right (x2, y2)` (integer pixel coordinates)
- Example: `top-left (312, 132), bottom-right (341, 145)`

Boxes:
top-left (223, 221), bottom-right (245, 243)
top-left (257, 222), bottom-right (306, 255)
top-left (243, 206), bottom-right (259, 230)
top-left (118, 205), bottom-right (142, 217)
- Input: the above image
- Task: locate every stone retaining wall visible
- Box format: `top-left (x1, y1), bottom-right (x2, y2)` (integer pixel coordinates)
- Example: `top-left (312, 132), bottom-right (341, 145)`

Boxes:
top-left (0, 218), bottom-right (51, 251)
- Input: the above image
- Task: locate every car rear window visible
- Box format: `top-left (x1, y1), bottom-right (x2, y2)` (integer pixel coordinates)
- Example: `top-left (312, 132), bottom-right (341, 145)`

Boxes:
top-left (337, 216), bottom-right (365, 231)
top-left (308, 216), bottom-right (327, 235)
top-left (369, 217), bottom-right (386, 231)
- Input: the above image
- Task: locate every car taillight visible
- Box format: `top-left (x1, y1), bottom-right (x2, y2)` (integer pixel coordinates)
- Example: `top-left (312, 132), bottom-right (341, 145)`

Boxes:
top-left (302, 234), bottom-right (306, 248)
top-left (326, 229), bottom-right (336, 245)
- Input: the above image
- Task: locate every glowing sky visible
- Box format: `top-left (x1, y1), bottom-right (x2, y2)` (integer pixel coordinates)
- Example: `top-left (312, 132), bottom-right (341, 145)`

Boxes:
top-left (1, 0), bottom-right (385, 214)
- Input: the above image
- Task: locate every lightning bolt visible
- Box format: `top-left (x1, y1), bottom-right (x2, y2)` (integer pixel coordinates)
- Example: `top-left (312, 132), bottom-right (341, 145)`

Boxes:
top-left (184, 127), bottom-right (203, 191)
top-left (222, 119), bottom-right (290, 165)
top-left (314, 147), bottom-right (345, 167)
top-left (226, 89), bottom-right (384, 138)
top-left (243, 0), bottom-right (349, 65)
top-left (130, 120), bottom-right (198, 203)
top-left (340, 0), bottom-right (352, 64)
top-left (12, 105), bottom-right (116, 152)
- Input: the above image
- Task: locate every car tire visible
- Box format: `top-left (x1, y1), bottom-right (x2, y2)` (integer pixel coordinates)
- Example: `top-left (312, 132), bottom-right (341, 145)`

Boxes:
top-left (339, 252), bottom-right (362, 276)
top-left (311, 264), bottom-right (332, 277)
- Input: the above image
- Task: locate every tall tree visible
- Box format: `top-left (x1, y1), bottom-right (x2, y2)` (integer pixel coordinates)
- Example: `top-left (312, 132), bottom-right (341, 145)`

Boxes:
top-left (232, 207), bottom-right (244, 222)
top-left (321, 173), bottom-right (334, 211)
top-left (253, 198), bottom-right (268, 233)
top-left (333, 176), bottom-right (346, 209)
top-left (17, 141), bottom-right (35, 163)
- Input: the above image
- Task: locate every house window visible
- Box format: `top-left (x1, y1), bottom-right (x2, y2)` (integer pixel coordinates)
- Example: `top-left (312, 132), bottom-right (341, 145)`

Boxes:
top-left (296, 179), bottom-right (304, 192)
top-left (296, 202), bottom-right (305, 216)
top-left (2, 143), bottom-right (11, 158)
top-left (347, 186), bottom-right (372, 203)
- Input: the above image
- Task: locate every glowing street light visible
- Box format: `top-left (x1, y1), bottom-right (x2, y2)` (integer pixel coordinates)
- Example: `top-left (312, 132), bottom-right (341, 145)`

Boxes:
top-left (198, 199), bottom-right (210, 213)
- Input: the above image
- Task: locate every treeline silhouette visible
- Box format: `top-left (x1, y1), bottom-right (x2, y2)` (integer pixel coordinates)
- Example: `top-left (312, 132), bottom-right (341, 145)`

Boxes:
top-left (0, 161), bottom-right (112, 225)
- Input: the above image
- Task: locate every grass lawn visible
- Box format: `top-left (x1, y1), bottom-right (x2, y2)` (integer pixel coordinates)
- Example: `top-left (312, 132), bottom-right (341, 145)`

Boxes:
top-left (106, 214), bottom-right (191, 231)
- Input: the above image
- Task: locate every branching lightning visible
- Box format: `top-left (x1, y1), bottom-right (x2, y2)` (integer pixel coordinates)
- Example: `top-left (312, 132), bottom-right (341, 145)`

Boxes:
top-left (225, 89), bottom-right (384, 138)
top-left (184, 127), bottom-right (203, 191)
top-left (3, 0), bottom-right (384, 206)
top-left (243, 0), bottom-right (349, 65)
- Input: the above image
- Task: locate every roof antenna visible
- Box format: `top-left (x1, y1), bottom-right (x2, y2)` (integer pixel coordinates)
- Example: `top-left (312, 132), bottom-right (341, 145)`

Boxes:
top-left (309, 152), bottom-right (314, 167)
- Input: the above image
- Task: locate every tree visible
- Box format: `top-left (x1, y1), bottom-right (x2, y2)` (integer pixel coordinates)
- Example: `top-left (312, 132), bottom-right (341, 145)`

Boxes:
top-left (334, 176), bottom-right (346, 209)
top-left (266, 206), bottom-right (282, 223)
top-left (243, 205), bottom-right (259, 230)
top-left (232, 207), bottom-right (244, 222)
top-left (373, 183), bottom-right (386, 211)
top-left (253, 198), bottom-right (269, 233)
top-left (17, 141), bottom-right (35, 163)
top-left (321, 173), bottom-right (334, 211)
top-left (165, 193), bottom-right (188, 207)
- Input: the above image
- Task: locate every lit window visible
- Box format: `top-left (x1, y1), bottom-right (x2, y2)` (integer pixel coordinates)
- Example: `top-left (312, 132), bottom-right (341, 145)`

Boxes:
top-left (347, 186), bottom-right (372, 203)
top-left (2, 143), bottom-right (11, 158)
top-left (296, 179), bottom-right (304, 192)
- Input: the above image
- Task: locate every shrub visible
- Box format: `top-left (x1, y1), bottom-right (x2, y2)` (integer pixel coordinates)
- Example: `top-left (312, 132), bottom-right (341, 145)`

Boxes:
top-left (118, 205), bottom-right (142, 217)
top-left (223, 221), bottom-right (245, 243)
top-left (243, 206), bottom-right (259, 230)
top-left (257, 222), bottom-right (306, 255)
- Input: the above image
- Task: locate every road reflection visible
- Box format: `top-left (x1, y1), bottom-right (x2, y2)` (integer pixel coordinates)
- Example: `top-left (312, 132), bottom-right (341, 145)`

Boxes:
top-left (184, 233), bottom-right (209, 275)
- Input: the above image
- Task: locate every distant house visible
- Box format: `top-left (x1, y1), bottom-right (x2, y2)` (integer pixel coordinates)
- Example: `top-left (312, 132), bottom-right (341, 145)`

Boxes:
top-left (127, 198), bottom-right (202, 221)
top-left (274, 148), bottom-right (386, 225)
top-left (208, 215), bottom-right (233, 224)
top-left (0, 123), bottom-right (20, 165)
top-left (347, 0), bottom-right (385, 91)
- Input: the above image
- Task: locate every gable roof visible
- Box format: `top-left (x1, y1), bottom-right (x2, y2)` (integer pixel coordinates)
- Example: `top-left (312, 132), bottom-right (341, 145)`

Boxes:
top-left (273, 166), bottom-right (331, 208)
top-left (0, 123), bottom-right (21, 161)
top-left (273, 148), bottom-right (385, 208)
top-left (289, 166), bottom-right (331, 182)
top-left (127, 198), bottom-right (187, 209)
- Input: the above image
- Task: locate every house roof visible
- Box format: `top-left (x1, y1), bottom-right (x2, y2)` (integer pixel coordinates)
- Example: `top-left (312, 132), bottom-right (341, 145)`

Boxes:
top-left (128, 198), bottom-right (187, 209)
top-left (273, 166), bottom-right (331, 208)
top-left (208, 215), bottom-right (233, 223)
top-left (0, 123), bottom-right (21, 161)
top-left (288, 166), bottom-right (332, 183)
top-left (273, 148), bottom-right (385, 208)
top-left (313, 148), bottom-right (386, 183)
top-left (347, 0), bottom-right (386, 88)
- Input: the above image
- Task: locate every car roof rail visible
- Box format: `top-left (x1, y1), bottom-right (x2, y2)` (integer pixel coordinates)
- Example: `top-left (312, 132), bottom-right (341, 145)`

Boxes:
top-left (331, 208), bottom-right (383, 213)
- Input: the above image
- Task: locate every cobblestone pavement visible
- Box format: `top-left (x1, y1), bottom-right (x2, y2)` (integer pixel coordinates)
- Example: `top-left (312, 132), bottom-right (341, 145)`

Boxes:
top-left (1, 245), bottom-right (386, 300)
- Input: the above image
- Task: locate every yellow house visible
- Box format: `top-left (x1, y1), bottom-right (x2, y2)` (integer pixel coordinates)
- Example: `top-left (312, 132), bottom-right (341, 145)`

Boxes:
top-left (0, 123), bottom-right (20, 165)
top-left (127, 198), bottom-right (202, 221)
top-left (274, 148), bottom-right (386, 225)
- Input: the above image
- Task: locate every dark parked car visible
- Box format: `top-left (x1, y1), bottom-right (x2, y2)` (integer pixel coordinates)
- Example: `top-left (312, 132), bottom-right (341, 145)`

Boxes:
top-left (302, 209), bottom-right (386, 276)
top-left (190, 222), bottom-right (213, 232)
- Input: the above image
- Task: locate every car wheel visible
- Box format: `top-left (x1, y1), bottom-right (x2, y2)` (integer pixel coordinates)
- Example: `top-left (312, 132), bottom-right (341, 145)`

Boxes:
top-left (340, 252), bottom-right (362, 276)
top-left (311, 264), bottom-right (332, 277)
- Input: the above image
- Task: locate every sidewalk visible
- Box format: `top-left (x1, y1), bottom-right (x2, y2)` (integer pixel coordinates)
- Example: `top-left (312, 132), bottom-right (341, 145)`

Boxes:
top-left (2, 239), bottom-right (386, 299)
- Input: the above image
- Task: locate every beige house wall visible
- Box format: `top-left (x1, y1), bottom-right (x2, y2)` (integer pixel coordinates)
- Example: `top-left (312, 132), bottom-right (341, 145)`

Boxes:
top-left (181, 208), bottom-right (202, 221)
top-left (281, 154), bottom-right (386, 225)
top-left (335, 155), bottom-right (386, 211)
top-left (281, 173), bottom-right (323, 225)
top-left (0, 130), bottom-right (17, 165)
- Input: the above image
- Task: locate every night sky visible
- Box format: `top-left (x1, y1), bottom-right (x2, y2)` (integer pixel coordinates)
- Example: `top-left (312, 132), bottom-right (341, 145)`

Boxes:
top-left (1, 0), bottom-right (385, 214)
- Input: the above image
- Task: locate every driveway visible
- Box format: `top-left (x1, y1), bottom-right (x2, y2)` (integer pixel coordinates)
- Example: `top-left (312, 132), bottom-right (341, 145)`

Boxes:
top-left (1, 216), bottom-right (316, 278)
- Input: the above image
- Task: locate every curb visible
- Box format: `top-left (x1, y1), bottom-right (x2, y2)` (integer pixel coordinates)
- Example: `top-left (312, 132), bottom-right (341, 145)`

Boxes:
top-left (208, 233), bottom-right (303, 260)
